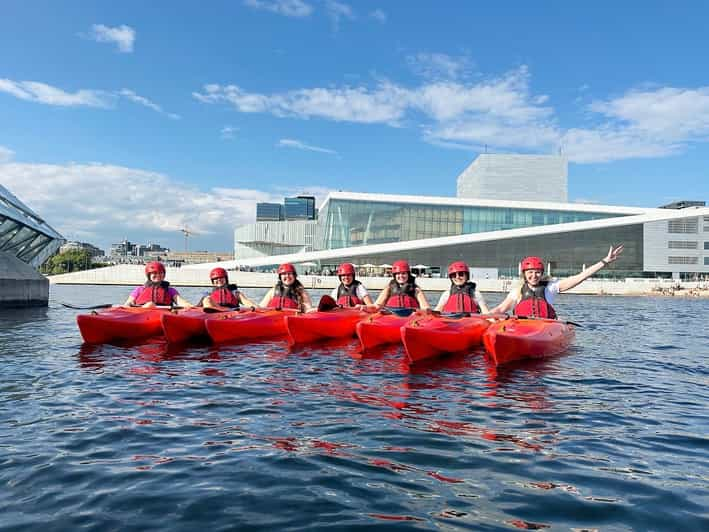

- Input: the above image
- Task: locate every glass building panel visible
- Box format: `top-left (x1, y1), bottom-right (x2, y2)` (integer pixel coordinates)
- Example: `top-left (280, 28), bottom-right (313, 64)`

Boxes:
top-left (2, 226), bottom-right (37, 253)
top-left (317, 198), bottom-right (624, 251)
top-left (0, 218), bottom-right (21, 247)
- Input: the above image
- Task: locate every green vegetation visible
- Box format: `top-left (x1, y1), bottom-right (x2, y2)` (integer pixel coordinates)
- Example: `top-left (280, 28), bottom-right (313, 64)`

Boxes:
top-left (41, 250), bottom-right (108, 275)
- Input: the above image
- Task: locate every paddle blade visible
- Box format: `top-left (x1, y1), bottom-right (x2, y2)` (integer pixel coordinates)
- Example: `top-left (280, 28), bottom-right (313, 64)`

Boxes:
top-left (60, 302), bottom-right (114, 310)
top-left (383, 306), bottom-right (416, 317)
top-left (317, 295), bottom-right (339, 312)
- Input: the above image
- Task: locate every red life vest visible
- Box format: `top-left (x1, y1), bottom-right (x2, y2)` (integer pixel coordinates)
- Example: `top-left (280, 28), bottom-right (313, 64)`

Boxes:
top-left (385, 281), bottom-right (420, 309)
top-left (267, 282), bottom-right (300, 310)
top-left (337, 280), bottom-right (364, 307)
top-left (134, 281), bottom-right (173, 306)
top-left (514, 281), bottom-right (557, 319)
top-left (208, 283), bottom-right (240, 308)
top-left (442, 282), bottom-right (481, 313)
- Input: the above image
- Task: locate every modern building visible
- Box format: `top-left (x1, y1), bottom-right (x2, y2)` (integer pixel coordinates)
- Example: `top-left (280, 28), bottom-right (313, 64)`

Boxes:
top-left (0, 183), bottom-right (64, 306)
top-left (256, 202), bottom-right (284, 221)
top-left (234, 220), bottom-right (317, 260)
top-left (457, 154), bottom-right (568, 203)
top-left (193, 154), bottom-right (709, 280)
top-left (284, 195), bottom-right (316, 220)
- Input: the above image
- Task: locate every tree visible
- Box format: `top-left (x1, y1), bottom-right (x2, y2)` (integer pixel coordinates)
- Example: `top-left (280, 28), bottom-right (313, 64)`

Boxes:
top-left (41, 249), bottom-right (105, 275)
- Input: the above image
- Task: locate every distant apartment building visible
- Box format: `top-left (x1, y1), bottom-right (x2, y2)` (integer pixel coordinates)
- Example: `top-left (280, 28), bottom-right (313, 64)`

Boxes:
top-left (457, 154), bottom-right (568, 203)
top-left (59, 241), bottom-right (105, 257)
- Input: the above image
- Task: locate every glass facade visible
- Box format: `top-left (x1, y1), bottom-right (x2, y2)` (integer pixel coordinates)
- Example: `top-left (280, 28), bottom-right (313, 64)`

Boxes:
top-left (318, 224), bottom-right (644, 279)
top-left (256, 202), bottom-right (284, 221)
top-left (284, 196), bottom-right (316, 220)
top-left (0, 184), bottom-right (64, 268)
top-left (317, 198), bottom-right (627, 251)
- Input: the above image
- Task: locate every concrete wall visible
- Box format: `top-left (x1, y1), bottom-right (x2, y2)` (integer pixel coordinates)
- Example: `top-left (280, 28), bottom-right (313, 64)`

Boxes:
top-left (0, 251), bottom-right (49, 307)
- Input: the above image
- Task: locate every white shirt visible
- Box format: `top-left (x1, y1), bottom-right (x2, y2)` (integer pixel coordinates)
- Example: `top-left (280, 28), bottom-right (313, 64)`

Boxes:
top-left (506, 280), bottom-right (561, 305)
top-left (330, 283), bottom-right (369, 301)
top-left (437, 287), bottom-right (487, 309)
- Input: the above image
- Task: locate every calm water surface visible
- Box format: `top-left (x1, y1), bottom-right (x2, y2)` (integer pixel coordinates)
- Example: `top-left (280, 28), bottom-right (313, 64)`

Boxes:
top-left (1, 285), bottom-right (707, 531)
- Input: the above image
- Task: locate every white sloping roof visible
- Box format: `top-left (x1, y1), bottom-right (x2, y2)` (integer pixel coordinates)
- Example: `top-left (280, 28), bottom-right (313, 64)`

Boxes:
top-left (186, 205), bottom-right (709, 270)
top-left (319, 191), bottom-right (654, 216)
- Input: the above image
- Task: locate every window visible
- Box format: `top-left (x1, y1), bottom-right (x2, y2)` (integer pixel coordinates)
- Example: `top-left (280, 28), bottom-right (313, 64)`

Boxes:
top-left (705, 242), bottom-right (709, 250)
top-left (705, 257), bottom-right (709, 266)
top-left (668, 256), bottom-right (698, 265)
top-left (668, 219), bottom-right (698, 233)
top-left (668, 241), bottom-right (698, 249)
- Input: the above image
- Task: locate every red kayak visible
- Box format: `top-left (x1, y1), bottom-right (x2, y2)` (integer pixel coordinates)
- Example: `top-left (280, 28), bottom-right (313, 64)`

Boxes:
top-left (160, 308), bottom-right (245, 344)
top-left (482, 317), bottom-right (576, 366)
top-left (285, 308), bottom-right (367, 346)
top-left (77, 307), bottom-right (169, 344)
top-left (205, 309), bottom-right (297, 343)
top-left (356, 312), bottom-right (413, 351)
top-left (401, 314), bottom-right (492, 364)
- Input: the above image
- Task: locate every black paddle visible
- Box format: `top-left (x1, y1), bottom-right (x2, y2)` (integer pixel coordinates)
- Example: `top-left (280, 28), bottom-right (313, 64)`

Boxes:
top-left (381, 306), bottom-right (416, 317)
top-left (515, 315), bottom-right (583, 328)
top-left (59, 302), bottom-right (114, 310)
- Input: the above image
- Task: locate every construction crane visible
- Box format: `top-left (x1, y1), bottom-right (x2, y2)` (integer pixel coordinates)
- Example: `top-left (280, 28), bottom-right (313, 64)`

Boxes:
top-left (179, 227), bottom-right (193, 252)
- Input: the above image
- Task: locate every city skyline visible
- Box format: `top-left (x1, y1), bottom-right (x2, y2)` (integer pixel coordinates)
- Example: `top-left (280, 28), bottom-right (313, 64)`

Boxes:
top-left (2, 1), bottom-right (709, 252)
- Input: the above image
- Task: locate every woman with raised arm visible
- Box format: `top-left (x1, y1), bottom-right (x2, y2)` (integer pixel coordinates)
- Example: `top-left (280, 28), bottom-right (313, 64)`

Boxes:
top-left (490, 244), bottom-right (624, 317)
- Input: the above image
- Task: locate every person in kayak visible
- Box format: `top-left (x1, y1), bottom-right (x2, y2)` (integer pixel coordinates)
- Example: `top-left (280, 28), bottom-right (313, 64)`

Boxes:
top-left (374, 260), bottom-right (430, 310)
top-left (260, 263), bottom-right (315, 312)
top-left (330, 262), bottom-right (374, 309)
top-left (123, 261), bottom-right (193, 308)
top-left (490, 244), bottom-right (624, 318)
top-left (201, 267), bottom-right (258, 311)
top-left (434, 260), bottom-right (490, 314)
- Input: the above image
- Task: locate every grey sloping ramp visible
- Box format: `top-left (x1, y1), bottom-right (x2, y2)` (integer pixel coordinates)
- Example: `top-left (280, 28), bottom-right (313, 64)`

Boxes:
top-left (0, 251), bottom-right (48, 307)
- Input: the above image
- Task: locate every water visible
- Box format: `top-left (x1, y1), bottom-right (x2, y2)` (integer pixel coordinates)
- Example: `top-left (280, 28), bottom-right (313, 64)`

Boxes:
top-left (1, 285), bottom-right (708, 531)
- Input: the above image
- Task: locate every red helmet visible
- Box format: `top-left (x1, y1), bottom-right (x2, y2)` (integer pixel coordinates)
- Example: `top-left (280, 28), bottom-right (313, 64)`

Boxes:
top-left (447, 261), bottom-right (469, 277)
top-left (521, 256), bottom-right (544, 272)
top-left (210, 267), bottom-right (228, 281)
top-left (277, 263), bottom-right (297, 276)
top-left (145, 261), bottom-right (165, 276)
top-left (391, 260), bottom-right (410, 274)
top-left (336, 263), bottom-right (355, 276)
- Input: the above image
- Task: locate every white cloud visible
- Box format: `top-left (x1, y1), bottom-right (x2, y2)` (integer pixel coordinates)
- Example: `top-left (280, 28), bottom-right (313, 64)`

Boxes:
top-left (325, 0), bottom-right (355, 31)
top-left (243, 0), bottom-right (313, 17)
top-left (369, 9), bottom-right (387, 23)
top-left (278, 138), bottom-right (338, 154)
top-left (0, 145), bottom-right (14, 162)
top-left (194, 68), bottom-right (709, 165)
top-left (193, 82), bottom-right (409, 124)
top-left (0, 78), bottom-right (109, 107)
top-left (221, 125), bottom-right (238, 139)
top-left (406, 52), bottom-right (473, 81)
top-left (119, 89), bottom-right (180, 119)
top-left (89, 24), bottom-right (136, 53)
top-left (0, 161), bottom-right (286, 250)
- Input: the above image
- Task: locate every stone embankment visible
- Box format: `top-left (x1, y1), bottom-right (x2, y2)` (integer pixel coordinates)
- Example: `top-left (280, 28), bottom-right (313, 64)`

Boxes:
top-left (47, 264), bottom-right (709, 297)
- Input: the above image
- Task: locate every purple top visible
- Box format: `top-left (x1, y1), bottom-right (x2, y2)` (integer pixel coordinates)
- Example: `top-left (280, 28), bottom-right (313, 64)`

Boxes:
top-left (130, 285), bottom-right (180, 300)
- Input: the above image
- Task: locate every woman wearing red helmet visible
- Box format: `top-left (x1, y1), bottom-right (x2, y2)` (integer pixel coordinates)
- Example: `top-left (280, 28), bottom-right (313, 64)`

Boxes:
top-left (329, 263), bottom-right (374, 309)
top-left (201, 267), bottom-right (258, 311)
top-left (491, 244), bottom-right (624, 317)
top-left (123, 261), bottom-right (193, 308)
top-left (260, 263), bottom-right (314, 312)
top-left (434, 261), bottom-right (489, 314)
top-left (374, 260), bottom-right (430, 310)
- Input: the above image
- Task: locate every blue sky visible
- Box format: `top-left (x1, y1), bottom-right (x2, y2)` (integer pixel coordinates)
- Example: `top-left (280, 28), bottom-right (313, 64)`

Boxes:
top-left (2, 0), bottom-right (709, 252)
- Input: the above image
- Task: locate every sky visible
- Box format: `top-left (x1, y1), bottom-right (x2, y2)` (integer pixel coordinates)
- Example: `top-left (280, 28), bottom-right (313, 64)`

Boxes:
top-left (2, 0), bottom-right (709, 253)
